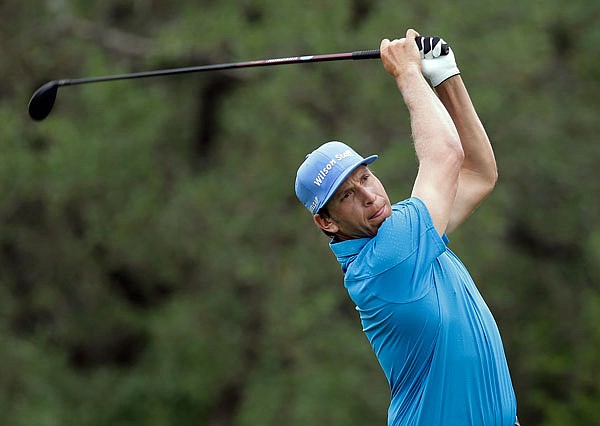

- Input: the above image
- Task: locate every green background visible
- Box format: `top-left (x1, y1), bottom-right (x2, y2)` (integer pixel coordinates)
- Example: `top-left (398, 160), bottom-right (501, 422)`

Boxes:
top-left (1, 0), bottom-right (599, 424)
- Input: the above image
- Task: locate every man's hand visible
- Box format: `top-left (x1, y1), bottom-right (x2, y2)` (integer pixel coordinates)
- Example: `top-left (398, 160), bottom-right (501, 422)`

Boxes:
top-left (418, 37), bottom-right (460, 87)
top-left (380, 29), bottom-right (422, 80)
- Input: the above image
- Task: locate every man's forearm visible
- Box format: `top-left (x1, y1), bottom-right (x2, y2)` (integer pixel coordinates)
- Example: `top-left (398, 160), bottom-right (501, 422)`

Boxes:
top-left (435, 76), bottom-right (497, 184)
top-left (397, 69), bottom-right (462, 164)
top-left (435, 75), bottom-right (497, 234)
top-left (396, 67), bottom-right (464, 235)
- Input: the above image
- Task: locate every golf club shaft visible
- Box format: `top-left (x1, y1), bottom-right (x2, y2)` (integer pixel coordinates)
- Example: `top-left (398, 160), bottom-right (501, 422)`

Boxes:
top-left (29, 37), bottom-right (449, 121)
top-left (57, 50), bottom-right (381, 87)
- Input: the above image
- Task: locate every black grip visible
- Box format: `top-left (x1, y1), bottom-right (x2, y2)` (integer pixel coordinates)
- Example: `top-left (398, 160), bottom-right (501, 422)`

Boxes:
top-left (352, 49), bottom-right (381, 60)
top-left (353, 37), bottom-right (449, 60)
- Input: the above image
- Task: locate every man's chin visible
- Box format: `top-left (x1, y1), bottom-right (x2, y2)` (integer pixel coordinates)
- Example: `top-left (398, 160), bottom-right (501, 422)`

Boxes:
top-left (372, 205), bottom-right (392, 226)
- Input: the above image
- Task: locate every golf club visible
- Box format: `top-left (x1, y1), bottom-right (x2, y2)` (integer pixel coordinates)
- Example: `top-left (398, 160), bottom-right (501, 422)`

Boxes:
top-left (28, 37), bottom-right (448, 121)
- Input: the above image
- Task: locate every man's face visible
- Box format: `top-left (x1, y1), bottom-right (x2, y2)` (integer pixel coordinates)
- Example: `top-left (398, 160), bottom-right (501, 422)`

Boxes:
top-left (314, 166), bottom-right (392, 240)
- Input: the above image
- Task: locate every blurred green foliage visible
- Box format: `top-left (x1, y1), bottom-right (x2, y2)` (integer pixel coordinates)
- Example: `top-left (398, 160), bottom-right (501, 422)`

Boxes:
top-left (1, 0), bottom-right (599, 425)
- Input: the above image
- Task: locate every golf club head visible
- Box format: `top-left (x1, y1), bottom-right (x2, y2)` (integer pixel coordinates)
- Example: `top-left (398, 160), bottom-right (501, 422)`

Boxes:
top-left (28, 81), bottom-right (59, 121)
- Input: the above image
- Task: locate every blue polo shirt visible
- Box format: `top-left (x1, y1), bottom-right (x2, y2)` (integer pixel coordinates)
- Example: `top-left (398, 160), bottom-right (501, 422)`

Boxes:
top-left (330, 197), bottom-right (516, 426)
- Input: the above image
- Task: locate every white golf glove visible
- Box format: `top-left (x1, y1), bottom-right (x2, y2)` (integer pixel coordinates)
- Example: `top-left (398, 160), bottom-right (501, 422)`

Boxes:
top-left (417, 36), bottom-right (460, 87)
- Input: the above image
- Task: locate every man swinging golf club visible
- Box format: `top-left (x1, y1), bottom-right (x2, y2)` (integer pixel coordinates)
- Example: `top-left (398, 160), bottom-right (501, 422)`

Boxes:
top-left (295, 29), bottom-right (519, 426)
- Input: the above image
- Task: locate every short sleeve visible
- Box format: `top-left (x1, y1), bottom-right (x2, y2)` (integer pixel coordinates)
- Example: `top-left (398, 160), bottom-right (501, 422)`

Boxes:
top-left (346, 197), bottom-right (447, 303)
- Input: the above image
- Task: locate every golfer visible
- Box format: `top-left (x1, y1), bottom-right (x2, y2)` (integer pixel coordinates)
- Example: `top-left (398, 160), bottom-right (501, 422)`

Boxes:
top-left (295, 29), bottom-right (518, 426)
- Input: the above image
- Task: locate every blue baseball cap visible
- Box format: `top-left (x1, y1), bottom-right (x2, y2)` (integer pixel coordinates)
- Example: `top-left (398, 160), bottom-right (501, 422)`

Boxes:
top-left (295, 141), bottom-right (378, 214)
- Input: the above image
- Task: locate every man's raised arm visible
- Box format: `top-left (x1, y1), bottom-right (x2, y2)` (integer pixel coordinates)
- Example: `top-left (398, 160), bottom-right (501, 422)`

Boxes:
top-left (419, 37), bottom-right (498, 234)
top-left (380, 29), bottom-right (464, 236)
top-left (435, 76), bottom-right (498, 234)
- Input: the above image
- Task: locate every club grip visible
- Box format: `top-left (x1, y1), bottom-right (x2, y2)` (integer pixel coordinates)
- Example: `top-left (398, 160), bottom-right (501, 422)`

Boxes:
top-left (352, 37), bottom-right (449, 60)
top-left (352, 49), bottom-right (381, 59)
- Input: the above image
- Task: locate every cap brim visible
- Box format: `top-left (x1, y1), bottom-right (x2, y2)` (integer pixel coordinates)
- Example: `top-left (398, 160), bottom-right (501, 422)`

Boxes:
top-left (318, 154), bottom-right (378, 212)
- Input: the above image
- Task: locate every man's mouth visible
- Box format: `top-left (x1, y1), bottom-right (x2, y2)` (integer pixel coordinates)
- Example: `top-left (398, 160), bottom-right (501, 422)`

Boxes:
top-left (369, 205), bottom-right (386, 221)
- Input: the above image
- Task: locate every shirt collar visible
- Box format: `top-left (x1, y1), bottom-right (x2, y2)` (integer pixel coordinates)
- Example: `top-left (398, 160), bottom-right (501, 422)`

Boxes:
top-left (329, 237), bottom-right (370, 273)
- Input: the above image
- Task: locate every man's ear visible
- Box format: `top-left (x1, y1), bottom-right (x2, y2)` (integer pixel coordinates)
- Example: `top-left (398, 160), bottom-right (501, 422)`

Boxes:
top-left (313, 213), bottom-right (339, 234)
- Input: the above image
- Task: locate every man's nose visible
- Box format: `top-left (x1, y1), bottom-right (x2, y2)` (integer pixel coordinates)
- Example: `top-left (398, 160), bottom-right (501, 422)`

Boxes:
top-left (359, 187), bottom-right (376, 205)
